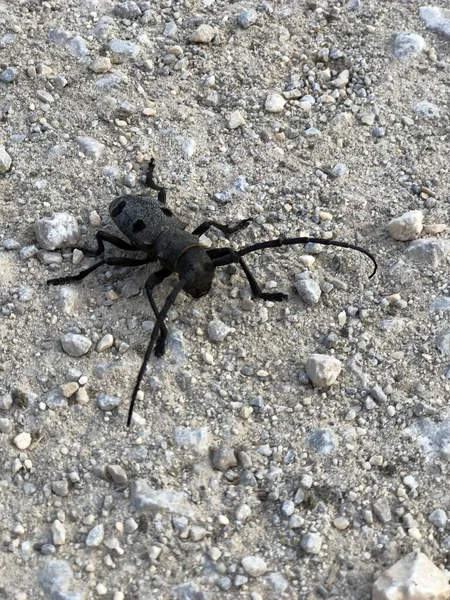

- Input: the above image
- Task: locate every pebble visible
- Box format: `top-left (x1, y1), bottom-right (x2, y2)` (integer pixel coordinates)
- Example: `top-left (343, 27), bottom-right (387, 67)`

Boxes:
top-left (89, 57), bottom-right (112, 73)
top-left (86, 524), bottom-right (104, 547)
top-left (300, 532), bottom-right (322, 554)
top-left (306, 354), bottom-right (341, 387)
top-left (212, 445), bottom-right (237, 471)
top-left (190, 24), bottom-right (216, 43)
top-left (413, 100), bottom-right (440, 119)
top-left (182, 139), bottom-right (196, 158)
top-left (208, 319), bottom-right (231, 342)
top-left (0, 67), bottom-right (17, 83)
top-left (333, 516), bottom-right (350, 530)
top-left (241, 556), bottom-right (267, 577)
top-left (2, 239), bottom-right (20, 250)
top-left (307, 428), bottom-right (336, 454)
top-left (436, 331), bottom-right (450, 356)
top-left (131, 480), bottom-right (197, 518)
top-left (0, 145), bottom-right (12, 173)
top-left (19, 245), bottom-right (38, 260)
top-left (36, 89), bottom-right (54, 104)
top-left (393, 32), bottom-right (426, 59)
top-left (38, 560), bottom-right (84, 599)
top-left (59, 288), bottom-right (78, 315)
top-left (113, 1), bottom-right (142, 19)
top-left (52, 520), bottom-right (66, 546)
top-left (202, 351), bottom-right (214, 365)
top-left (107, 465), bottom-right (128, 485)
top-left (60, 382), bottom-right (79, 398)
top-left (238, 9), bottom-right (258, 29)
top-left (97, 395), bottom-right (121, 411)
top-left (14, 432), bottom-right (31, 450)
top-left (52, 480), bottom-right (69, 497)
top-left (61, 333), bottom-right (92, 357)
top-left (109, 39), bottom-right (140, 62)
top-left (372, 551), bottom-right (450, 600)
top-left (295, 279), bottom-right (322, 305)
top-left (388, 210), bottom-right (423, 241)
top-left (419, 6), bottom-right (450, 39)
top-left (228, 110), bottom-right (245, 129)
top-left (235, 504), bottom-right (252, 521)
top-left (372, 497), bottom-right (391, 523)
top-left (331, 69), bottom-right (349, 88)
top-left (405, 239), bottom-right (450, 268)
top-left (428, 509), bottom-right (447, 528)
top-left (97, 334), bottom-right (114, 352)
top-left (174, 426), bottom-right (209, 453)
top-left (265, 92), bottom-right (286, 113)
top-left (0, 394), bottom-right (13, 410)
top-left (77, 136), bottom-right (105, 159)
top-left (35, 213), bottom-right (79, 251)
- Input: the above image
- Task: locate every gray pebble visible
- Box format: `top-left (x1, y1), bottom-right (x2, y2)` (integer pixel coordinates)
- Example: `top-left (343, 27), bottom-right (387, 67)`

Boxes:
top-left (2, 239), bottom-right (20, 250)
top-left (77, 136), bottom-right (104, 159)
top-left (388, 210), bottom-right (423, 241)
top-left (174, 426), bottom-right (209, 452)
top-left (36, 89), bottom-right (54, 104)
top-left (393, 33), bottom-right (426, 59)
top-left (436, 331), bottom-right (450, 356)
top-left (114, 1), bottom-right (142, 18)
top-left (413, 100), bottom-right (440, 119)
top-left (18, 286), bottom-right (33, 302)
top-left (37, 250), bottom-right (63, 265)
top-left (266, 572), bottom-right (289, 593)
top-left (97, 395), bottom-right (121, 411)
top-left (217, 577), bottom-right (232, 591)
top-left (419, 6), bottom-right (450, 39)
top-left (61, 333), bottom-right (92, 357)
top-left (405, 238), bottom-right (450, 268)
top-left (212, 445), bottom-right (238, 471)
top-left (86, 524), bottom-right (104, 547)
top-left (208, 319), bottom-right (232, 342)
top-left (89, 16), bottom-right (114, 40)
top-left (0, 145), bottom-right (12, 173)
top-left (0, 394), bottom-right (13, 410)
top-left (59, 287), bottom-right (79, 315)
top-left (372, 126), bottom-right (385, 137)
top-left (121, 279), bottom-right (140, 297)
top-left (35, 213), bottom-right (79, 250)
top-left (39, 560), bottom-right (85, 599)
top-left (52, 480), bottom-right (69, 497)
top-left (0, 67), bottom-right (17, 83)
top-left (307, 428), bottom-right (336, 454)
top-left (66, 35), bottom-right (89, 59)
top-left (265, 92), bottom-right (285, 113)
top-left (295, 279), bottom-right (322, 305)
top-left (241, 556), bottom-right (267, 577)
top-left (373, 497), bottom-right (392, 523)
top-left (46, 389), bottom-right (67, 409)
top-left (109, 38), bottom-right (140, 62)
top-left (238, 8), bottom-right (258, 29)
top-left (190, 24), bottom-right (216, 43)
top-left (306, 354), bottom-right (341, 387)
top-left (131, 479), bottom-right (198, 518)
top-left (300, 532), bottom-right (323, 554)
top-left (430, 297), bottom-right (450, 312)
top-left (52, 520), bottom-right (66, 546)
top-left (107, 464), bottom-right (128, 485)
top-left (428, 509), bottom-right (447, 529)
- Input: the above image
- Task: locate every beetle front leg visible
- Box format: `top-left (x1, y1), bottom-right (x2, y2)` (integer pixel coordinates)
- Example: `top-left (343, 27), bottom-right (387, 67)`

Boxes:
top-left (77, 230), bottom-right (140, 257)
top-left (144, 269), bottom-right (171, 357)
top-left (192, 218), bottom-right (252, 237)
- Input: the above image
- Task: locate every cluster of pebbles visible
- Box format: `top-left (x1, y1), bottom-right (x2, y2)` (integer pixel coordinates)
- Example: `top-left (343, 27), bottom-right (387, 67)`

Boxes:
top-left (1, 0), bottom-right (450, 598)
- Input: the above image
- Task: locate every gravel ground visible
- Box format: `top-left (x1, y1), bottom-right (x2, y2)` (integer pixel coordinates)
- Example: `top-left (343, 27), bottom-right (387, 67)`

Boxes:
top-left (1, 0), bottom-right (450, 599)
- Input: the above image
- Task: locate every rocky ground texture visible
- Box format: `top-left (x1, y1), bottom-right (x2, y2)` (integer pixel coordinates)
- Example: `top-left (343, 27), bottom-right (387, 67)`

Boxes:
top-left (1, 0), bottom-right (450, 599)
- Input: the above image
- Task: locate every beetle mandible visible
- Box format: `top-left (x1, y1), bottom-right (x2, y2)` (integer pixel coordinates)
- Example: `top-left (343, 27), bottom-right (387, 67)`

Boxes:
top-left (48, 159), bottom-right (377, 426)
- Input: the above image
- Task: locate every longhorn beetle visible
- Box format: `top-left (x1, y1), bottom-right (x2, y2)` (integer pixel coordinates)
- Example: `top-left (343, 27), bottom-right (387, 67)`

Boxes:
top-left (48, 159), bottom-right (377, 426)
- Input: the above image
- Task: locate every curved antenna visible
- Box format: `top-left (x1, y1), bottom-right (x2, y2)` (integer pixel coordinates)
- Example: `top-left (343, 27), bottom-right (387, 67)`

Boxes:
top-left (127, 273), bottom-right (193, 427)
top-left (238, 236), bottom-right (377, 279)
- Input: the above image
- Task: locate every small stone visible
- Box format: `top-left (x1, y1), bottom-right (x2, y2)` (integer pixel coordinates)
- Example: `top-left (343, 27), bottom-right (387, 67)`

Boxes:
top-left (190, 526), bottom-right (207, 542)
top-left (52, 520), bottom-right (66, 546)
top-left (35, 213), bottom-right (80, 251)
top-left (428, 509), bottom-right (447, 529)
top-left (295, 279), bottom-right (322, 305)
top-left (281, 500), bottom-right (295, 517)
top-left (419, 6), bottom-right (450, 40)
top-left (267, 572), bottom-right (289, 593)
top-left (148, 546), bottom-right (161, 560)
top-left (182, 139), bottom-right (196, 158)
top-left (212, 445), bottom-right (237, 471)
top-left (39, 560), bottom-right (83, 599)
top-left (2, 239), bottom-right (20, 250)
top-left (372, 551), bottom-right (450, 600)
top-left (238, 8), bottom-right (258, 29)
top-left (0, 394), bottom-right (13, 410)
top-left (241, 556), bottom-right (267, 577)
top-left (306, 354), bottom-right (341, 387)
top-left (0, 146), bottom-right (12, 173)
top-left (131, 480), bottom-right (198, 518)
top-left (331, 69), bottom-right (349, 88)
top-left (60, 382), bottom-right (79, 398)
top-left (109, 38), bottom-right (140, 62)
top-left (307, 428), bottom-right (336, 454)
top-left (202, 351), bottom-right (214, 365)
top-left (97, 334), bottom-right (114, 352)
top-left (14, 432), bottom-right (31, 450)
top-left (107, 465), bottom-right (128, 485)
top-left (114, 1), bottom-right (142, 19)
top-left (300, 532), bottom-right (322, 554)
top-left (413, 100), bottom-right (440, 119)
top-left (0, 67), bottom-right (17, 83)
top-left (19, 245), bottom-right (38, 260)
top-left (97, 395), bottom-right (121, 411)
top-left (77, 136), bottom-right (104, 159)
top-left (228, 110), bottom-right (245, 129)
top-left (333, 516), bottom-right (350, 530)
top-left (388, 210), bottom-right (423, 241)
top-left (393, 32), bottom-right (426, 59)
top-left (36, 89), bottom-right (55, 104)
top-left (373, 497), bottom-right (391, 523)
top-left (265, 91), bottom-right (285, 113)
top-left (61, 333), bottom-right (92, 357)
top-left (405, 238), bottom-right (450, 268)
top-left (174, 426), bottom-right (209, 453)
top-left (52, 480), bottom-right (69, 497)
top-left (208, 319), bottom-right (232, 342)
top-left (190, 24), bottom-right (216, 43)
top-left (89, 56), bottom-right (112, 73)
top-left (86, 524), bottom-right (104, 547)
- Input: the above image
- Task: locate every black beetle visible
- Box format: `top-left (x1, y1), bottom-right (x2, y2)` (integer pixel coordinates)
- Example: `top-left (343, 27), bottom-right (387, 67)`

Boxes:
top-left (48, 159), bottom-right (377, 425)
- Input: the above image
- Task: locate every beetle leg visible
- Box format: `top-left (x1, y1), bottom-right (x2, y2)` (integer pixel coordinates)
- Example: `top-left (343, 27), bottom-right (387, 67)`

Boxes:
top-left (145, 158), bottom-right (167, 204)
top-left (76, 230), bottom-right (140, 256)
top-left (192, 218), bottom-right (252, 237)
top-left (144, 269), bottom-right (172, 357)
top-left (47, 257), bottom-right (151, 286)
top-left (211, 249), bottom-right (288, 302)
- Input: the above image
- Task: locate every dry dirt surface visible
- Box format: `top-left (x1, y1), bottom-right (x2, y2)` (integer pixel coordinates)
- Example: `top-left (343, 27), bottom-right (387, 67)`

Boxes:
top-left (1, 0), bottom-right (450, 599)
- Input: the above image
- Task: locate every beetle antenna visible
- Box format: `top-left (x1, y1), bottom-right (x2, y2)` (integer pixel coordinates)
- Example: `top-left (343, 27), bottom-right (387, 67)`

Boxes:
top-left (127, 274), bottom-right (193, 426)
top-left (238, 236), bottom-right (377, 278)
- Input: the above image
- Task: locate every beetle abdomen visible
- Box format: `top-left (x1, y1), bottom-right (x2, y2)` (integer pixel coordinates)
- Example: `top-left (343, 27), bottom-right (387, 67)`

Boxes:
top-left (109, 195), bottom-right (186, 247)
